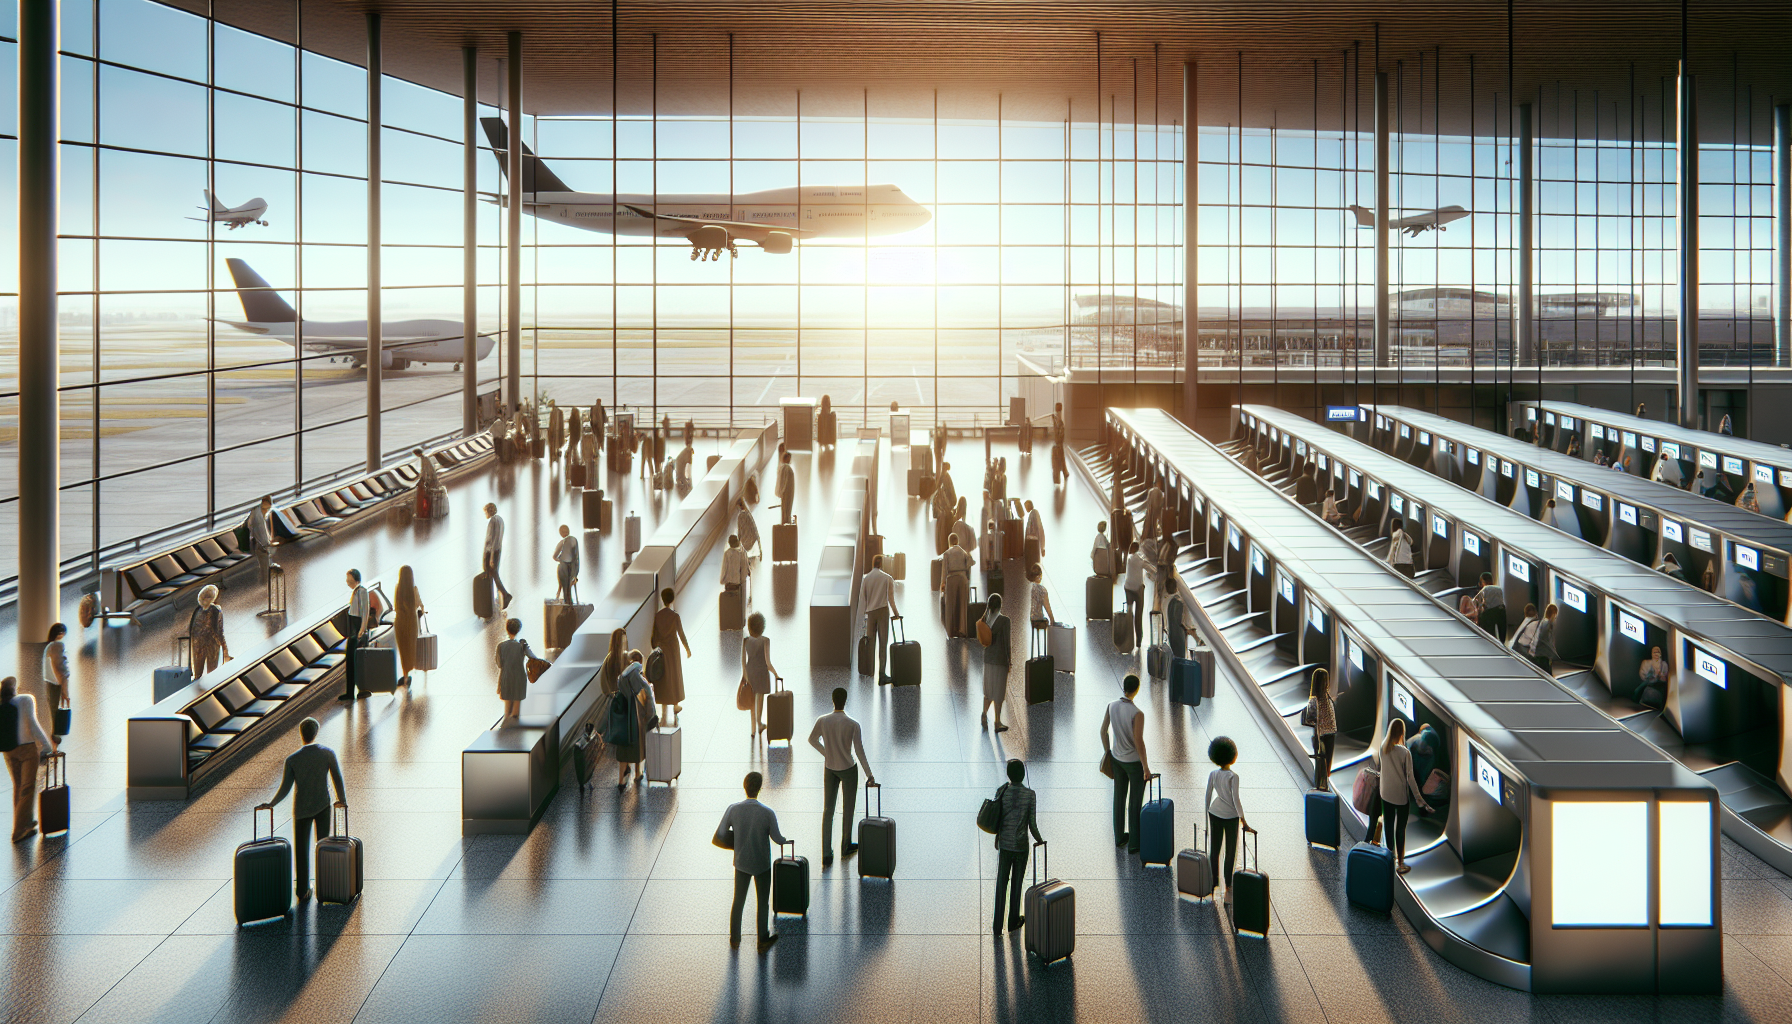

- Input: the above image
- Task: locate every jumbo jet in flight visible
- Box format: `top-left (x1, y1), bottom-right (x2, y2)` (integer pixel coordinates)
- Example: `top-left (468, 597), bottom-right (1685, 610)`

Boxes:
top-left (217, 258), bottom-right (495, 371)
top-left (481, 118), bottom-right (931, 260)
top-left (1347, 204), bottom-right (1470, 236)
top-left (187, 191), bottom-right (270, 229)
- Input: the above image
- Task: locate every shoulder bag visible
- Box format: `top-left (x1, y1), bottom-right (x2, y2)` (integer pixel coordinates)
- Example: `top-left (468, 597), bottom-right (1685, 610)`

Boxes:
top-left (977, 783), bottom-right (1010, 835)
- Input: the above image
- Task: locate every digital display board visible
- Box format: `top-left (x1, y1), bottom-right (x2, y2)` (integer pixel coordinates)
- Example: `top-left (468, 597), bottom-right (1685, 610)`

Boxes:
top-left (1467, 448), bottom-right (1480, 465)
top-left (1433, 515), bottom-right (1448, 538)
top-left (1735, 544), bottom-right (1759, 571)
top-left (1508, 555), bottom-right (1531, 581)
top-left (1474, 746), bottom-right (1502, 802)
top-left (1663, 520), bottom-right (1684, 543)
top-left (1618, 503), bottom-right (1637, 525)
top-left (1392, 681), bottom-right (1415, 720)
top-left (1325, 405), bottom-right (1363, 422)
top-left (1689, 527), bottom-right (1713, 552)
top-left (1617, 609), bottom-right (1646, 644)
top-left (1692, 646), bottom-right (1726, 688)
top-left (1560, 581), bottom-right (1588, 613)
top-left (1723, 456), bottom-right (1744, 476)
top-left (1462, 531), bottom-right (1481, 555)
top-left (1582, 491), bottom-right (1603, 511)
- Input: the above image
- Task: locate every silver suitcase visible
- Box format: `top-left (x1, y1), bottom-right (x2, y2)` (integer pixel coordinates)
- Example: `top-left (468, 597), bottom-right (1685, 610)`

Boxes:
top-left (625, 513), bottom-right (642, 556)
top-left (315, 802), bottom-right (362, 905)
top-left (646, 726), bottom-right (681, 784)
top-left (1176, 822), bottom-right (1214, 900)
top-left (414, 614), bottom-right (439, 671)
top-left (1024, 842), bottom-right (1075, 965)
top-left (1048, 623), bottom-right (1076, 672)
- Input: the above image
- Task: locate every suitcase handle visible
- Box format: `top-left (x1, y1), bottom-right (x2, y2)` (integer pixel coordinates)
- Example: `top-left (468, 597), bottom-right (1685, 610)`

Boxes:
top-left (1032, 839), bottom-right (1047, 886)
top-left (41, 750), bottom-right (65, 790)
top-left (331, 800), bottom-right (349, 839)
top-left (865, 780), bottom-right (881, 818)
top-left (779, 839), bottom-right (795, 858)
top-left (1148, 772), bottom-right (1162, 803)
top-left (252, 804), bottom-right (276, 842)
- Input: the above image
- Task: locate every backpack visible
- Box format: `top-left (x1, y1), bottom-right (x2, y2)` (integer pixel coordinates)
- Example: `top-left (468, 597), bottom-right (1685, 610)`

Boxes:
top-left (0, 700), bottom-right (17, 753)
top-left (603, 685), bottom-right (636, 746)
top-left (646, 647), bottom-right (666, 683)
top-left (368, 588), bottom-right (384, 620)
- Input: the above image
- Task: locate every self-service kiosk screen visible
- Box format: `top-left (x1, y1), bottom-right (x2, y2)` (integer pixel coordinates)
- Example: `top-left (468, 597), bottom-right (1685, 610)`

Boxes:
top-left (1526, 469), bottom-right (1542, 488)
top-left (1623, 431), bottom-right (1638, 448)
top-left (1253, 548), bottom-right (1266, 576)
top-left (1699, 451), bottom-right (1717, 469)
top-left (1690, 528), bottom-right (1714, 552)
top-left (1392, 680), bottom-right (1415, 720)
top-left (1507, 555), bottom-right (1531, 581)
top-left (1276, 569), bottom-right (1292, 600)
top-left (1556, 481), bottom-right (1575, 501)
top-left (1582, 491), bottom-right (1603, 511)
top-left (1390, 493), bottom-right (1404, 514)
top-left (1559, 582), bottom-right (1588, 613)
top-left (1432, 515), bottom-right (1448, 538)
top-left (1308, 603), bottom-right (1326, 632)
top-left (1462, 532), bottom-right (1481, 555)
top-left (1552, 802), bottom-right (1649, 927)
top-left (1735, 545), bottom-right (1760, 571)
top-left (1473, 746), bottom-right (1502, 802)
top-left (1618, 503), bottom-right (1637, 526)
top-left (1756, 465), bottom-right (1774, 484)
top-left (1659, 802), bottom-right (1714, 926)
top-left (1617, 609), bottom-right (1647, 644)
top-left (1643, 436), bottom-right (1657, 453)
top-left (1467, 448), bottom-right (1480, 465)
top-left (1663, 520), bottom-right (1684, 543)
top-left (1591, 424), bottom-right (1605, 440)
top-left (1691, 646), bottom-right (1727, 688)
top-left (1229, 525), bottom-right (1242, 550)
top-left (1724, 456), bottom-right (1744, 476)
top-left (1502, 460), bottom-right (1515, 478)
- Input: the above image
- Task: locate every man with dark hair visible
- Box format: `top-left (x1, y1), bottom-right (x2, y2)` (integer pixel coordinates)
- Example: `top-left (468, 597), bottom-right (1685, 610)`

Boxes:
top-left (775, 451), bottom-right (796, 525)
top-left (714, 772), bottom-right (789, 950)
top-left (483, 503), bottom-right (513, 609)
top-left (1100, 673), bottom-right (1153, 856)
top-left (261, 716), bottom-right (346, 901)
top-left (809, 688), bottom-right (875, 866)
top-left (858, 554), bottom-right (900, 683)
top-left (340, 569), bottom-right (370, 701)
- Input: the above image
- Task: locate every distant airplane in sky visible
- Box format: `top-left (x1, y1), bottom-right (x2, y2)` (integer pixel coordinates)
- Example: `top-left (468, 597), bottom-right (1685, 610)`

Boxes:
top-left (217, 258), bottom-right (495, 371)
top-left (187, 190), bottom-right (270, 229)
top-left (1347, 204), bottom-right (1470, 236)
top-left (480, 118), bottom-right (931, 260)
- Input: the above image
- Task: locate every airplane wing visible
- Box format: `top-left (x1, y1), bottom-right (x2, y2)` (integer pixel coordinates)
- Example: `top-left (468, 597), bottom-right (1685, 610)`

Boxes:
top-left (621, 204), bottom-right (820, 241)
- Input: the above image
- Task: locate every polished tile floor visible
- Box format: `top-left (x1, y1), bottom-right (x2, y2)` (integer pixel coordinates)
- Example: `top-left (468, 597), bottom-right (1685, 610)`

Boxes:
top-left (6, 426), bottom-right (1792, 1023)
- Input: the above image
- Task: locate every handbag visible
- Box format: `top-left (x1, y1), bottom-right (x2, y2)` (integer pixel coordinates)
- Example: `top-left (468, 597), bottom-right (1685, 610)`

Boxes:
top-left (977, 783), bottom-right (1010, 835)
top-left (736, 677), bottom-right (754, 712)
top-left (526, 656), bottom-right (551, 683)
top-left (713, 824), bottom-right (735, 850)
top-left (1099, 752), bottom-right (1116, 780)
top-left (1300, 698), bottom-right (1318, 728)
top-left (1351, 764), bottom-right (1381, 815)
top-left (976, 616), bottom-right (993, 646)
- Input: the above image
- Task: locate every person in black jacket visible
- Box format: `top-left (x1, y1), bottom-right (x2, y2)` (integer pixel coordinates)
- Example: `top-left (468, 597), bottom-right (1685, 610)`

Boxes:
top-left (1294, 464), bottom-right (1320, 511)
top-left (989, 758), bottom-right (1044, 934)
top-left (260, 717), bottom-right (346, 901)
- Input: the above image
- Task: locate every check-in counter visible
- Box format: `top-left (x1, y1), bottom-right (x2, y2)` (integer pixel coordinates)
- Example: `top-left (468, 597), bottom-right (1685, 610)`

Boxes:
top-left (460, 422), bottom-right (777, 834)
top-left (810, 434), bottom-right (880, 666)
top-left (1095, 407), bottom-right (1722, 995)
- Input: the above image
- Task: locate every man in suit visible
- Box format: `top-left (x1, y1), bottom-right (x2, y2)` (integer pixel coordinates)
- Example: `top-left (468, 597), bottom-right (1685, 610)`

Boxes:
top-left (339, 569), bottom-right (370, 701)
top-left (714, 771), bottom-right (790, 950)
top-left (483, 503), bottom-right (513, 608)
top-left (808, 688), bottom-right (877, 865)
top-left (260, 716), bottom-right (347, 901)
top-left (775, 451), bottom-right (796, 525)
top-left (246, 494), bottom-right (275, 582)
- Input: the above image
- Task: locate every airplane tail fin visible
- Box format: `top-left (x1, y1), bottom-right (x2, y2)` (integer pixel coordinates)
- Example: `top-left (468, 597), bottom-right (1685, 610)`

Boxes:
top-left (205, 189), bottom-right (227, 214)
top-left (225, 258), bottom-right (298, 323)
top-left (479, 117), bottom-right (573, 193)
top-left (1346, 204), bottom-right (1375, 227)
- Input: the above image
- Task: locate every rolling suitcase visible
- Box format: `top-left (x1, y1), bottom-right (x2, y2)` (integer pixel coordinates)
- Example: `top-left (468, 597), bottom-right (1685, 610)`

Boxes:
top-left (858, 634), bottom-right (875, 676)
top-left (773, 518), bottom-right (798, 562)
top-left (907, 467), bottom-right (921, 496)
top-left (624, 513), bottom-right (642, 556)
top-left (720, 587), bottom-right (745, 630)
top-left (1024, 537), bottom-right (1041, 570)
top-left (646, 726), bottom-right (681, 785)
top-left (1112, 608), bottom-right (1135, 654)
top-left (773, 840), bottom-right (809, 917)
top-left (473, 571), bottom-right (495, 618)
top-left (572, 730), bottom-right (599, 793)
top-left (1025, 628), bottom-right (1055, 704)
top-left (316, 801), bottom-right (363, 906)
top-left (1304, 788), bottom-right (1340, 850)
top-left (766, 676), bottom-right (793, 743)
top-left (1231, 829), bottom-right (1270, 937)
top-left (1086, 576), bottom-right (1112, 620)
top-left (1170, 654), bottom-right (1203, 706)
top-left (1024, 842), bottom-right (1075, 965)
top-left (857, 782), bottom-right (896, 879)
top-left (930, 557), bottom-right (943, 591)
top-left (355, 644), bottom-right (400, 694)
top-left (154, 665), bottom-right (194, 703)
top-left (890, 618), bottom-right (922, 686)
top-left (1048, 622), bottom-right (1076, 671)
top-left (1196, 645), bottom-right (1217, 698)
top-left (1138, 774), bottom-right (1174, 866)
top-left (414, 615), bottom-right (439, 672)
top-left (235, 806), bottom-right (293, 925)
top-left (1147, 611), bottom-right (1170, 680)
top-left (1346, 838), bottom-right (1396, 913)
top-left (582, 490), bottom-right (604, 529)
top-left (1176, 822), bottom-right (1215, 900)
top-left (38, 752), bottom-right (69, 837)
top-left (570, 462), bottom-right (587, 488)
top-left (1003, 520), bottom-right (1023, 559)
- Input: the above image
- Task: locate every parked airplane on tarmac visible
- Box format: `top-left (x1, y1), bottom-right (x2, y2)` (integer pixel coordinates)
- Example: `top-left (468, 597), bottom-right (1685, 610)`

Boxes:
top-left (216, 258), bottom-right (495, 371)
top-left (187, 190), bottom-right (270, 229)
top-left (481, 118), bottom-right (931, 260)
top-left (1347, 203), bottom-right (1470, 236)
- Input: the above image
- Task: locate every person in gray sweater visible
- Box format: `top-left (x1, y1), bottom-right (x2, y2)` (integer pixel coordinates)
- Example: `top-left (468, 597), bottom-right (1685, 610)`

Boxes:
top-left (260, 717), bottom-right (347, 901)
top-left (714, 772), bottom-right (790, 950)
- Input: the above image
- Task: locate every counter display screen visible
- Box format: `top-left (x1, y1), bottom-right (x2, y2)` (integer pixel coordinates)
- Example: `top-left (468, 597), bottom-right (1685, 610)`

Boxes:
top-left (1462, 532), bottom-right (1481, 555)
top-left (1526, 469), bottom-right (1542, 489)
top-left (1699, 451), bottom-right (1717, 469)
top-left (1296, 439), bottom-right (1308, 455)
top-left (1392, 681), bottom-right (1415, 720)
top-left (1756, 465), bottom-right (1774, 484)
top-left (1502, 460), bottom-right (1515, 478)
top-left (1692, 646), bottom-right (1726, 688)
top-left (1508, 555), bottom-right (1531, 581)
top-left (1591, 424), bottom-right (1605, 440)
top-left (1308, 602), bottom-right (1326, 632)
top-left (1432, 515), bottom-right (1448, 538)
top-left (1324, 405), bottom-right (1363, 422)
top-left (1663, 520), bottom-right (1684, 543)
top-left (1229, 524), bottom-right (1241, 550)
top-left (1556, 480), bottom-right (1575, 501)
top-left (1474, 747), bottom-right (1502, 802)
top-left (1618, 503), bottom-right (1637, 525)
top-left (1617, 609), bottom-right (1646, 644)
top-left (1560, 582), bottom-right (1588, 613)
top-left (1347, 637), bottom-right (1365, 669)
top-left (1723, 456), bottom-right (1744, 476)
top-left (1419, 431), bottom-right (1431, 445)
top-left (1690, 528), bottom-right (1713, 552)
top-left (1467, 448), bottom-right (1480, 465)
top-left (1582, 491), bottom-right (1603, 511)
top-left (1389, 492), bottom-right (1402, 513)
top-left (1623, 431), bottom-right (1638, 448)
top-left (1735, 545), bottom-right (1759, 571)
top-left (1277, 571), bottom-right (1294, 603)
top-left (1660, 441), bottom-right (1680, 460)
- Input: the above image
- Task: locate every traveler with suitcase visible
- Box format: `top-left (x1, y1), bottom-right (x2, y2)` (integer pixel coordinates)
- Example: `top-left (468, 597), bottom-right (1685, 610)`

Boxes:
top-left (1371, 718), bottom-right (1434, 874)
top-left (1090, 521), bottom-right (1113, 578)
top-left (493, 617), bottom-right (536, 721)
top-left (1022, 500), bottom-right (1046, 569)
top-left (736, 499), bottom-right (762, 559)
top-left (651, 588), bottom-right (692, 726)
top-left (260, 716), bottom-right (346, 902)
top-left (740, 613), bottom-right (783, 737)
top-left (339, 569), bottom-right (371, 702)
top-left (1100, 673), bottom-right (1152, 856)
top-left (392, 564), bottom-right (426, 688)
top-left (941, 531), bottom-right (975, 638)
top-left (1025, 565), bottom-right (1055, 649)
top-left (721, 533), bottom-right (751, 606)
top-left (713, 771), bottom-right (790, 951)
top-left (988, 758), bottom-right (1044, 934)
top-left (1307, 668), bottom-right (1337, 791)
top-left (482, 503), bottom-right (514, 610)
top-left (551, 525), bottom-right (581, 605)
top-left (1, 675), bottom-right (56, 843)
top-left (1121, 542), bottom-right (1146, 648)
top-left (979, 593), bottom-right (1013, 733)
top-left (1204, 735), bottom-right (1252, 904)
top-left (859, 555), bottom-right (901, 683)
top-left (41, 623), bottom-right (71, 744)
top-left (775, 451), bottom-right (796, 525)
top-left (807, 687), bottom-right (876, 867)
top-left (609, 650), bottom-right (657, 790)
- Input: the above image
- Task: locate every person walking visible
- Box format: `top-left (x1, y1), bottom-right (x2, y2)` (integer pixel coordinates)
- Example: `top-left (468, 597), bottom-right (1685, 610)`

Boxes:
top-left (1307, 668), bottom-right (1337, 791)
top-left (721, 534), bottom-right (751, 600)
top-left (1294, 464), bottom-right (1320, 511)
top-left (41, 624), bottom-right (70, 744)
top-left (775, 451), bottom-right (796, 525)
top-left (552, 525), bottom-right (580, 604)
top-left (714, 772), bottom-right (790, 951)
top-left (980, 592), bottom-right (1013, 733)
top-left (1387, 517), bottom-right (1416, 578)
top-left (741, 613), bottom-right (782, 736)
top-left (258, 716), bottom-right (346, 901)
top-left (1473, 571), bottom-right (1506, 641)
top-left (1373, 718), bottom-right (1433, 873)
top-left (412, 446), bottom-right (442, 515)
top-left (612, 650), bottom-right (655, 788)
top-left (817, 396), bottom-right (836, 450)
top-left (1101, 673), bottom-right (1153, 856)
top-left (2, 676), bottom-right (55, 843)
top-left (339, 570), bottom-right (370, 702)
top-left (1023, 500), bottom-right (1045, 568)
top-left (989, 758), bottom-right (1044, 934)
top-left (952, 497), bottom-right (977, 565)
top-left (942, 531), bottom-right (975, 639)
top-left (482, 503), bottom-right (513, 609)
top-left (494, 618), bottom-right (533, 720)
top-left (808, 687), bottom-right (876, 866)
top-left (736, 498), bottom-right (762, 559)
top-left (1205, 736), bottom-right (1251, 903)
top-left (1050, 402), bottom-right (1068, 486)
top-left (859, 554), bottom-right (900, 683)
top-left (651, 588), bottom-right (691, 725)
top-left (188, 585), bottom-right (229, 676)
top-left (393, 564), bottom-right (425, 687)
top-left (1123, 541), bottom-right (1146, 647)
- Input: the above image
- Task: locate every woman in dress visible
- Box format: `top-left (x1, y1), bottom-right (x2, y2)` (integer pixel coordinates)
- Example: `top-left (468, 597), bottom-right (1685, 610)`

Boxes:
top-left (393, 564), bottom-right (426, 686)
top-left (651, 588), bottom-right (692, 726)
top-left (980, 593), bottom-right (1012, 733)
top-left (189, 585), bottom-right (229, 675)
top-left (612, 650), bottom-right (655, 789)
top-left (741, 612), bottom-right (781, 735)
top-left (494, 617), bottom-right (532, 720)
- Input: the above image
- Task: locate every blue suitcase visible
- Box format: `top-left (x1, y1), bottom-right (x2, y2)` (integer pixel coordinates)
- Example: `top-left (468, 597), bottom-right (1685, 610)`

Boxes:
top-left (1138, 775), bottom-right (1174, 866)
top-left (1346, 840), bottom-right (1396, 913)
top-left (1169, 656), bottom-right (1202, 706)
top-left (1304, 789), bottom-right (1340, 849)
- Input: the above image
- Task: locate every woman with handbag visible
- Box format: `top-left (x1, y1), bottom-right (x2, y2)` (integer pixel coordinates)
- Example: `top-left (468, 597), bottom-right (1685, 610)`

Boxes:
top-left (740, 613), bottom-right (781, 736)
top-left (1304, 668), bottom-right (1337, 791)
top-left (393, 564), bottom-right (426, 687)
top-left (986, 758), bottom-right (1043, 935)
top-left (189, 586), bottom-right (230, 676)
top-left (41, 623), bottom-right (71, 743)
top-left (494, 617), bottom-right (534, 720)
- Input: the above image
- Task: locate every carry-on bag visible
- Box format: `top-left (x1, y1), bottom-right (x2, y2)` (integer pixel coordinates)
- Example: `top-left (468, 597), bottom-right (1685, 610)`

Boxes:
top-left (1025, 627), bottom-right (1055, 705)
top-left (414, 614), bottom-right (439, 672)
top-left (1176, 822), bottom-right (1215, 900)
top-left (1304, 788), bottom-right (1340, 850)
top-left (720, 587), bottom-right (745, 630)
top-left (154, 664), bottom-right (194, 703)
top-left (1112, 608), bottom-right (1135, 654)
top-left (857, 781), bottom-right (897, 879)
top-left (38, 752), bottom-right (69, 837)
top-left (930, 557), bottom-right (943, 592)
top-left (1346, 838), bottom-right (1396, 914)
top-left (1138, 774), bottom-right (1174, 866)
top-left (773, 840), bottom-right (810, 917)
top-left (858, 633), bottom-right (875, 676)
top-left (766, 676), bottom-right (793, 742)
top-left (773, 517), bottom-right (799, 562)
top-left (1086, 576), bottom-right (1112, 620)
top-left (889, 618), bottom-right (922, 686)
top-left (1231, 828), bottom-right (1270, 937)
top-left (1170, 653), bottom-right (1203, 706)
top-left (316, 801), bottom-right (363, 905)
top-left (473, 571), bottom-right (495, 618)
top-left (235, 805), bottom-right (293, 925)
top-left (544, 600), bottom-right (593, 649)
top-left (354, 645), bottom-right (400, 694)
top-left (1048, 622), bottom-right (1076, 672)
top-left (572, 727), bottom-right (599, 793)
top-left (625, 513), bottom-right (642, 556)
top-left (1147, 610), bottom-right (1171, 680)
top-left (646, 725), bottom-right (682, 785)
top-left (1024, 841), bottom-right (1075, 965)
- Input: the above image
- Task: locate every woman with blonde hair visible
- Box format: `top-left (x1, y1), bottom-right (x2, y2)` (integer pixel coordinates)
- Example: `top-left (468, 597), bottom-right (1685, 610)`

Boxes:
top-left (189, 585), bottom-right (229, 675)
top-left (1371, 717), bottom-right (1433, 873)
top-left (393, 564), bottom-right (426, 687)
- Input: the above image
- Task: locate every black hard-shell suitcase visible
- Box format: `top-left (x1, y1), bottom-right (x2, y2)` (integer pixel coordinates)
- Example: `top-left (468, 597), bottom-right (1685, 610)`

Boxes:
top-left (355, 645), bottom-right (400, 694)
top-left (890, 617), bottom-right (922, 686)
top-left (1025, 627), bottom-right (1054, 704)
top-left (316, 801), bottom-right (363, 905)
top-left (1024, 841), bottom-right (1075, 965)
top-left (858, 634), bottom-right (875, 676)
top-left (473, 571), bottom-right (494, 618)
top-left (774, 840), bottom-right (810, 916)
top-left (38, 752), bottom-right (69, 837)
top-left (1231, 828), bottom-right (1271, 937)
top-left (857, 782), bottom-right (896, 879)
top-left (235, 806), bottom-right (293, 925)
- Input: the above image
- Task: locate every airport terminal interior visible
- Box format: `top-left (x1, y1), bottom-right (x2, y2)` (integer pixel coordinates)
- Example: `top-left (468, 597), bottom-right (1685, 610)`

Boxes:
top-left (7, 0), bottom-right (1792, 1021)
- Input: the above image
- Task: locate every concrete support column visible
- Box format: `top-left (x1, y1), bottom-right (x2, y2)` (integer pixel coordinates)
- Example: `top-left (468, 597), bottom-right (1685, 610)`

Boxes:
top-left (1774, 103), bottom-right (1789, 369)
top-left (1677, 65), bottom-right (1700, 428)
top-left (365, 12), bottom-right (382, 472)
top-left (505, 32), bottom-right (523, 412)
top-left (17, 0), bottom-right (58, 634)
top-left (1518, 102), bottom-right (1535, 368)
top-left (1182, 61), bottom-right (1198, 427)
top-left (463, 46), bottom-right (479, 434)
top-left (1373, 71), bottom-right (1390, 368)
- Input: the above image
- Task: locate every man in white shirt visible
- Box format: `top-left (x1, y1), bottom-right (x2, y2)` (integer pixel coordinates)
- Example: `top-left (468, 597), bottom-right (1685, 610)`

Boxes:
top-left (1099, 673), bottom-right (1153, 856)
top-left (246, 495), bottom-right (275, 582)
top-left (1023, 500), bottom-right (1045, 569)
top-left (721, 534), bottom-right (751, 597)
top-left (1123, 541), bottom-right (1146, 647)
top-left (714, 772), bottom-right (790, 951)
top-left (483, 503), bottom-right (513, 608)
top-left (552, 525), bottom-right (580, 603)
top-left (859, 554), bottom-right (901, 683)
top-left (2, 675), bottom-right (56, 843)
top-left (340, 569), bottom-right (371, 701)
top-left (808, 687), bottom-right (876, 865)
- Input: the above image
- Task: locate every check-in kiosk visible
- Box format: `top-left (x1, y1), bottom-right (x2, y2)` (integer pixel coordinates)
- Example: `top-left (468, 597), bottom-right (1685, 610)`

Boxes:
top-left (1099, 407), bottom-right (1721, 994)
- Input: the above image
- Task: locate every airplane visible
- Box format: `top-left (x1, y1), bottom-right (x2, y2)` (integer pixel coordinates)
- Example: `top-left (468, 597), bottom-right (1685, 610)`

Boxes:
top-left (480, 118), bottom-right (931, 260)
top-left (216, 258), bottom-right (496, 371)
top-left (1347, 204), bottom-right (1470, 237)
top-left (187, 190), bottom-right (270, 230)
